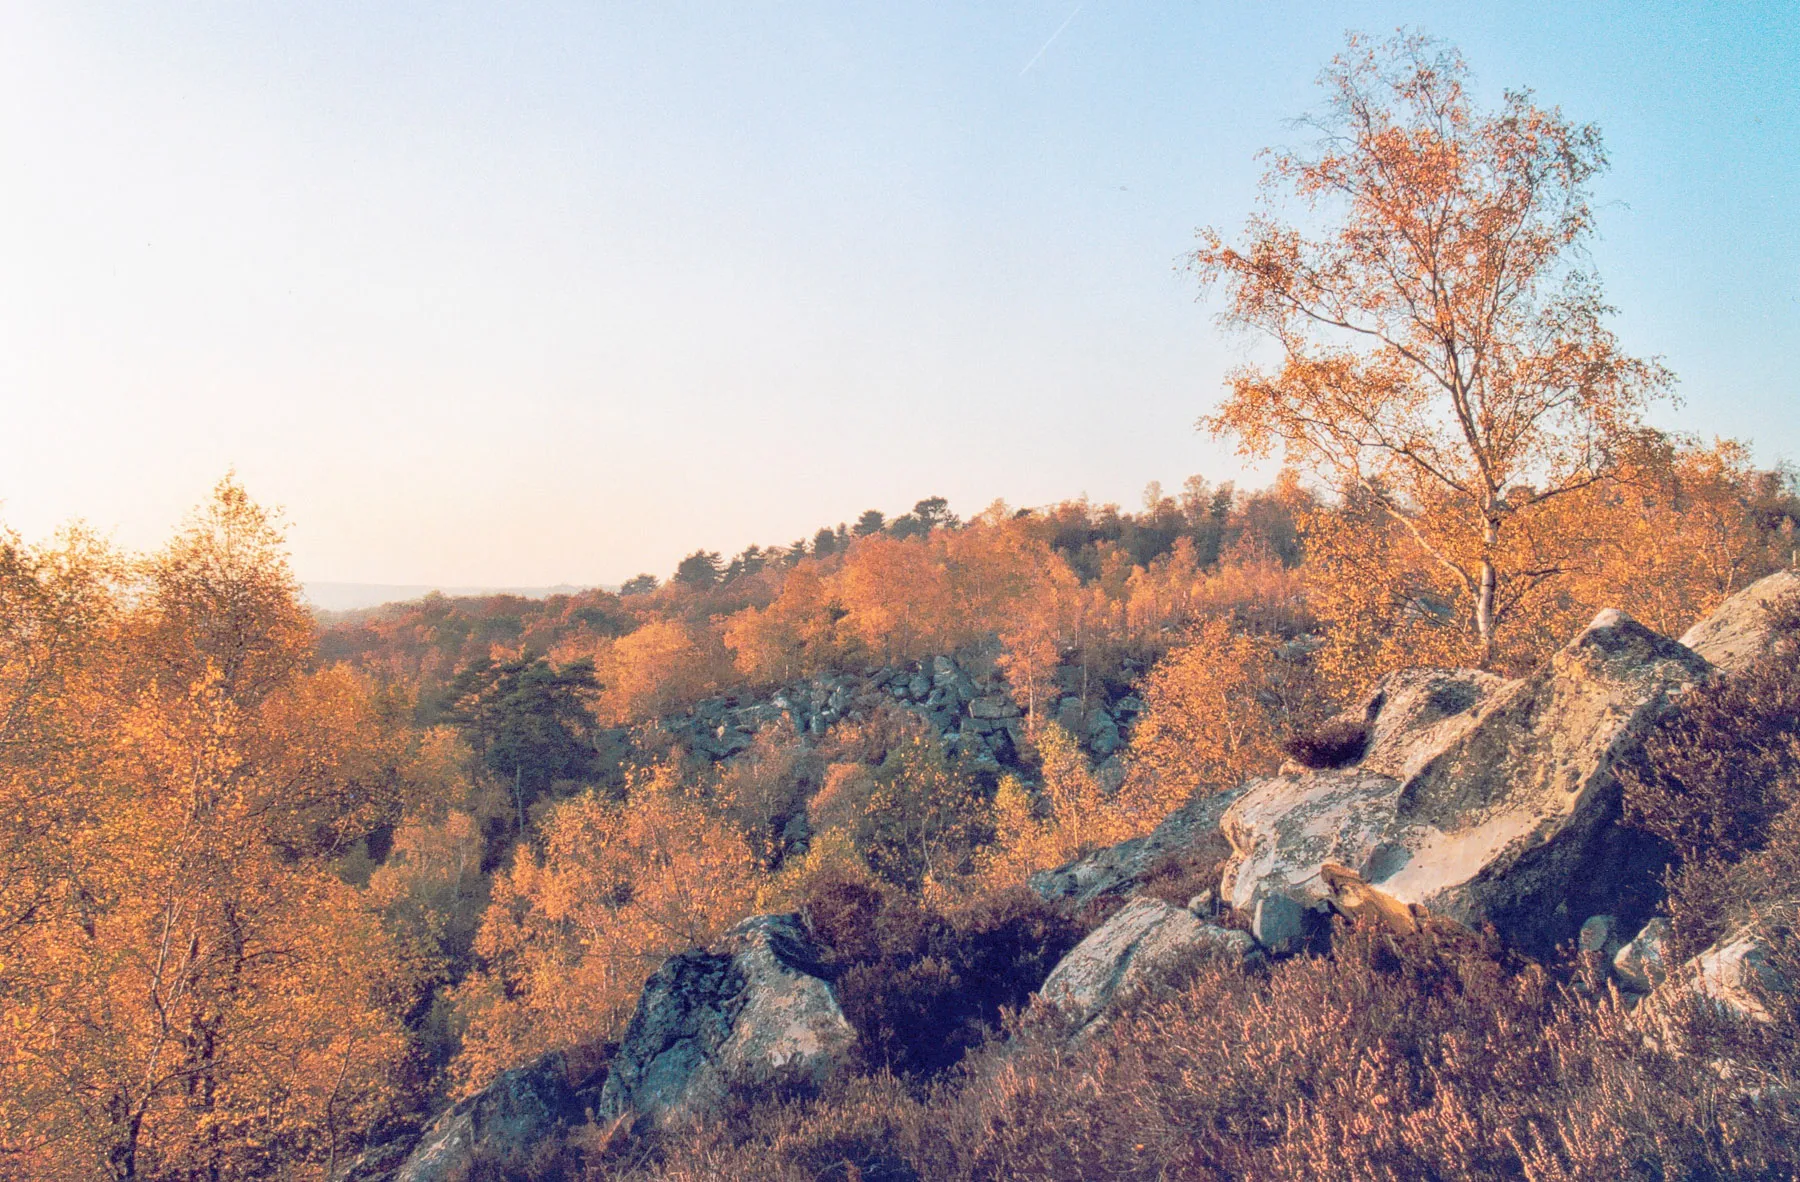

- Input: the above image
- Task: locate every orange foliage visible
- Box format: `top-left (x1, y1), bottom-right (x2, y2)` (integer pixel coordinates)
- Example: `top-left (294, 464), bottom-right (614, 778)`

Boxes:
top-left (595, 617), bottom-right (726, 724)
top-left (1196, 33), bottom-right (1671, 664)
top-left (1120, 618), bottom-right (1329, 825)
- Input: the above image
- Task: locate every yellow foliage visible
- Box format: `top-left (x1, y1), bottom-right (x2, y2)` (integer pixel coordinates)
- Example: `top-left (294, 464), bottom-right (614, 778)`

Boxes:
top-left (595, 617), bottom-right (724, 723)
top-left (723, 563), bottom-right (842, 683)
top-left (1305, 437), bottom-right (1790, 684)
top-left (1120, 619), bottom-right (1328, 825)
top-left (973, 726), bottom-right (1134, 890)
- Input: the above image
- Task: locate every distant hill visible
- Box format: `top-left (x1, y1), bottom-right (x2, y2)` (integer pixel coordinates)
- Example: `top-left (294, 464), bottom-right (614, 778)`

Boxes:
top-left (302, 581), bottom-right (595, 613)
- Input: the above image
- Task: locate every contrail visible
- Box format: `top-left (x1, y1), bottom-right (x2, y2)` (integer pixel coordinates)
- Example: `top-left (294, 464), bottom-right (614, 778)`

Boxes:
top-left (1019, 3), bottom-right (1083, 78)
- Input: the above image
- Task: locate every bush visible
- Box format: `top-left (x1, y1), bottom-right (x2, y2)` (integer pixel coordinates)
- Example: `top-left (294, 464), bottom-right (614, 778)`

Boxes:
top-left (1280, 718), bottom-right (1369, 769)
top-left (617, 919), bottom-right (1800, 1181)
top-left (1621, 592), bottom-right (1800, 955)
top-left (800, 877), bottom-right (1084, 1080)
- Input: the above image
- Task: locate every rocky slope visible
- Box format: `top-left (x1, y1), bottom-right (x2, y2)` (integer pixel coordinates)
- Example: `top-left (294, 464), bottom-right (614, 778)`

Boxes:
top-left (658, 652), bottom-right (1140, 769)
top-left (351, 571), bottom-right (1799, 1178)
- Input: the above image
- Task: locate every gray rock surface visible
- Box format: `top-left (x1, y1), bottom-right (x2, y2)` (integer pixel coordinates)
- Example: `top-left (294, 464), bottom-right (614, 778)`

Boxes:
top-left (1352, 668), bottom-right (1508, 780)
top-left (1613, 917), bottom-right (1672, 993)
top-left (1220, 609), bottom-right (1711, 951)
top-left (597, 913), bottom-right (854, 1129)
top-left (1677, 569), bottom-right (1800, 675)
top-left (347, 1053), bottom-right (588, 1182)
top-left (1251, 891), bottom-right (1315, 954)
top-left (1038, 896), bottom-right (1257, 1032)
top-left (1579, 915), bottom-right (1621, 958)
top-left (1029, 784), bottom-right (1246, 907)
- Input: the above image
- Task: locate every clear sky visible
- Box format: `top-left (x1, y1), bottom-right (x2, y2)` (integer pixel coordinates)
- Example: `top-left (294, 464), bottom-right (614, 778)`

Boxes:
top-left (2, 2), bottom-right (1794, 587)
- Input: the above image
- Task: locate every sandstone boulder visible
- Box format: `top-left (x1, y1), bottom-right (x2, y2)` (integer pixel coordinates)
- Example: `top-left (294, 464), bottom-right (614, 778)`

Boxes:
top-left (1220, 610), bottom-right (1710, 952)
top-left (1677, 569), bottom-right (1800, 675)
top-left (1613, 917), bottom-right (1672, 993)
top-left (351, 1052), bottom-right (590, 1182)
top-left (1029, 784), bottom-right (1246, 907)
top-left (968, 694), bottom-right (1021, 720)
top-left (1037, 896), bottom-right (1257, 1033)
top-left (1352, 668), bottom-right (1508, 780)
top-left (597, 914), bottom-right (854, 1129)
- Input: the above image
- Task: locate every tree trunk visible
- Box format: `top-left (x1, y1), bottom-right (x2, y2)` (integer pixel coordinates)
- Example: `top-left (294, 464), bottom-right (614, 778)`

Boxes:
top-left (1475, 515), bottom-right (1500, 667)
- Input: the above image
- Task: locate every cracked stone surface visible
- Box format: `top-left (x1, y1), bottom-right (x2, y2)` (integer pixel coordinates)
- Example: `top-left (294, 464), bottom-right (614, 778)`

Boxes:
top-left (597, 913), bottom-right (854, 1128)
top-left (1038, 897), bottom-right (1257, 1033)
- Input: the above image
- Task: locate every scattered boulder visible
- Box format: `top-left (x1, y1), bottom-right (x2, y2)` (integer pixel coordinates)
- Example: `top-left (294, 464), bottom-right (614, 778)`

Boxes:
top-left (1677, 569), bottom-right (1800, 675)
top-left (969, 694), bottom-right (1022, 721)
top-left (1613, 917), bottom-right (1672, 993)
top-left (1688, 933), bottom-right (1790, 1023)
top-left (1251, 891), bottom-right (1316, 954)
top-left (356, 1052), bottom-right (591, 1182)
top-left (1219, 609), bottom-right (1711, 952)
top-left (1088, 709), bottom-right (1123, 756)
top-left (1030, 784), bottom-right (1246, 907)
top-left (1037, 897), bottom-right (1258, 1033)
top-left (1579, 914), bottom-right (1622, 959)
top-left (596, 914), bottom-right (855, 1130)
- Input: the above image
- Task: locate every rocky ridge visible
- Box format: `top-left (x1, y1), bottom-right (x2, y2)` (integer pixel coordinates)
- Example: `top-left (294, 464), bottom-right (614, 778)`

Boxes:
top-left (659, 652), bottom-right (1141, 769)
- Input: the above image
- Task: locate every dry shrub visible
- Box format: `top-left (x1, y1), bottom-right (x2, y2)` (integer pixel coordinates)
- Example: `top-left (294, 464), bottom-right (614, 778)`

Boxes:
top-left (800, 877), bottom-right (1083, 1080)
top-left (1133, 827), bottom-right (1235, 914)
top-left (608, 919), bottom-right (1799, 1181)
top-left (602, 1075), bottom-right (927, 1182)
top-left (912, 921), bottom-right (1800, 1180)
top-left (1280, 718), bottom-right (1369, 769)
top-left (1622, 592), bottom-right (1800, 957)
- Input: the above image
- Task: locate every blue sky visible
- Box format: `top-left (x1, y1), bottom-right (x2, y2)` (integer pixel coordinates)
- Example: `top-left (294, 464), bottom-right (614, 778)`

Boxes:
top-left (1, 2), bottom-right (1794, 586)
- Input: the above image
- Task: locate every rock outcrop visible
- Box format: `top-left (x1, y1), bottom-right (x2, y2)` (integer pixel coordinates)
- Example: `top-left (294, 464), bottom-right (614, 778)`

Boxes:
top-left (660, 652), bottom-right (1140, 770)
top-left (1677, 569), bottom-right (1800, 675)
top-left (1037, 896), bottom-right (1258, 1032)
top-left (1029, 784), bottom-right (1245, 907)
top-left (344, 1053), bottom-right (593, 1182)
top-left (596, 913), bottom-right (855, 1130)
top-left (1220, 610), bottom-right (1711, 952)
top-left (1613, 917), bottom-right (1672, 993)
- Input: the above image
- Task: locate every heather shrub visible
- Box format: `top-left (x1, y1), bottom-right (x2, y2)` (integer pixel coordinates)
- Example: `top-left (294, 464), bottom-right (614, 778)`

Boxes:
top-left (1133, 828), bottom-right (1235, 914)
top-left (603, 1074), bottom-right (927, 1182)
top-left (800, 877), bottom-right (1084, 1080)
top-left (1622, 592), bottom-right (1800, 956)
top-left (611, 918), bottom-right (1799, 1181)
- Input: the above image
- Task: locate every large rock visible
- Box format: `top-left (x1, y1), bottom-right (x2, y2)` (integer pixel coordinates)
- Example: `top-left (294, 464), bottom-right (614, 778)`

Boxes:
top-left (1220, 610), bottom-right (1710, 952)
top-left (968, 694), bottom-right (1022, 721)
top-left (351, 1053), bottom-right (590, 1182)
top-left (1677, 569), bottom-right (1800, 675)
top-left (596, 914), bottom-right (854, 1129)
top-left (1030, 784), bottom-right (1246, 907)
top-left (1037, 896), bottom-right (1257, 1032)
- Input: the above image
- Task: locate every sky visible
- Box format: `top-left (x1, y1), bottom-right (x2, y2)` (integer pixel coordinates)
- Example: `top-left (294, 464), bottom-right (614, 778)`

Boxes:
top-left (1, 2), bottom-right (1795, 589)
